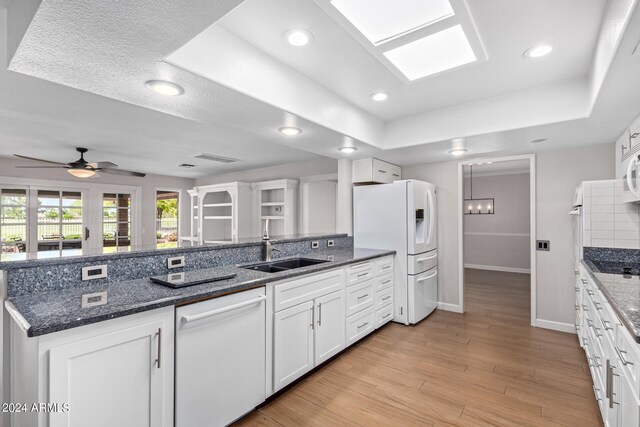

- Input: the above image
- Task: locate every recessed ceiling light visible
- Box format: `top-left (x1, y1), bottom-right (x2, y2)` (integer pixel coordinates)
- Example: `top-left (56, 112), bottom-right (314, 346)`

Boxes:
top-left (370, 92), bottom-right (389, 102)
top-left (283, 29), bottom-right (314, 47)
top-left (338, 146), bottom-right (358, 154)
top-left (330, 0), bottom-right (454, 45)
top-left (145, 80), bottom-right (184, 96)
top-left (529, 138), bottom-right (548, 143)
top-left (523, 45), bottom-right (553, 59)
top-left (279, 127), bottom-right (302, 136)
top-left (383, 25), bottom-right (477, 81)
top-left (448, 148), bottom-right (468, 156)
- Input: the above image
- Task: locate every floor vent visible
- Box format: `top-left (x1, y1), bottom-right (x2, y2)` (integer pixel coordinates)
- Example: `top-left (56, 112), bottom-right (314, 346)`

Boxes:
top-left (194, 153), bottom-right (240, 163)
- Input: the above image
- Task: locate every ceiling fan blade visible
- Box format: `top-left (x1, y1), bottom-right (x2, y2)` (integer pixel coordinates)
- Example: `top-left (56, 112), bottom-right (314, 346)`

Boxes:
top-left (89, 161), bottom-right (118, 168)
top-left (98, 168), bottom-right (146, 178)
top-left (13, 154), bottom-right (67, 165)
top-left (15, 166), bottom-right (68, 169)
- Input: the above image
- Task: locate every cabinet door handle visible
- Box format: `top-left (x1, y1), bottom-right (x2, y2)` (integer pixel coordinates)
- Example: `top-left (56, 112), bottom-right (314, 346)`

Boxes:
top-left (602, 319), bottom-right (614, 331)
top-left (357, 322), bottom-right (369, 329)
top-left (378, 169), bottom-right (388, 174)
top-left (582, 304), bottom-right (589, 312)
top-left (392, 174), bottom-right (400, 178)
top-left (84, 227), bottom-right (90, 241)
top-left (594, 302), bottom-right (603, 310)
top-left (317, 302), bottom-right (322, 326)
top-left (382, 280), bottom-right (391, 285)
top-left (587, 290), bottom-right (594, 296)
top-left (310, 306), bottom-right (315, 330)
top-left (382, 295), bottom-right (391, 301)
top-left (357, 272), bottom-right (369, 278)
top-left (617, 347), bottom-right (634, 365)
top-left (383, 313), bottom-right (392, 319)
top-left (155, 328), bottom-right (162, 369)
top-left (593, 386), bottom-right (602, 402)
top-left (357, 293), bottom-right (369, 300)
top-left (581, 279), bottom-right (588, 284)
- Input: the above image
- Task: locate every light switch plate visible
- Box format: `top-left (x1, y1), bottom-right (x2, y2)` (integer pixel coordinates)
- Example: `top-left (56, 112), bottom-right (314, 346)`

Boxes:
top-left (82, 265), bottom-right (107, 281)
top-left (536, 240), bottom-right (550, 251)
top-left (167, 256), bottom-right (185, 269)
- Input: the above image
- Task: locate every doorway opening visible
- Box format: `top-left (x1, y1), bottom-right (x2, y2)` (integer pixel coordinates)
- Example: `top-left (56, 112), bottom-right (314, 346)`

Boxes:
top-left (156, 190), bottom-right (179, 248)
top-left (458, 154), bottom-right (536, 325)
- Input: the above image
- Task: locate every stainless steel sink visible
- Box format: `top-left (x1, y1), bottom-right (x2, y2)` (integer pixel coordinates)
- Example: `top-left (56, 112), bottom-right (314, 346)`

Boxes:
top-left (241, 257), bottom-right (329, 273)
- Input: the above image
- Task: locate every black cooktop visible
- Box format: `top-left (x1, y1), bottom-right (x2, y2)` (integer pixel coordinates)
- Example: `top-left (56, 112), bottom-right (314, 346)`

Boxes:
top-left (589, 260), bottom-right (640, 276)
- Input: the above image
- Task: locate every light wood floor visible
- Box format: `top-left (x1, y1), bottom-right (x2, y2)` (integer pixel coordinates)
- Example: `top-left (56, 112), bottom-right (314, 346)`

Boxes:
top-left (235, 269), bottom-right (602, 426)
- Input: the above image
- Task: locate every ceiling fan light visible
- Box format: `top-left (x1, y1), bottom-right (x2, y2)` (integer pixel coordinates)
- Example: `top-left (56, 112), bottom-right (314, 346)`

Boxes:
top-left (67, 168), bottom-right (96, 178)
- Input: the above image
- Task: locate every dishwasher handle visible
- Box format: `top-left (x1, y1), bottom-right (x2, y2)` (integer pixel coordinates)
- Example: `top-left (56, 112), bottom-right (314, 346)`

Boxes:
top-left (181, 295), bottom-right (266, 323)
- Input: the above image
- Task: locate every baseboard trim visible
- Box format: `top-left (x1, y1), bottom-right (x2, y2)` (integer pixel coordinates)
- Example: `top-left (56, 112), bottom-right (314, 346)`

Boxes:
top-left (464, 264), bottom-right (531, 274)
top-left (437, 302), bottom-right (463, 313)
top-left (535, 319), bottom-right (576, 334)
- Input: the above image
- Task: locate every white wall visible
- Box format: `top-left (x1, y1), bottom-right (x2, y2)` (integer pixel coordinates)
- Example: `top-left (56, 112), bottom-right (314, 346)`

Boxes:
top-left (0, 156), bottom-right (195, 247)
top-left (464, 173), bottom-right (530, 273)
top-left (195, 158), bottom-right (337, 186)
top-left (404, 143), bottom-right (614, 328)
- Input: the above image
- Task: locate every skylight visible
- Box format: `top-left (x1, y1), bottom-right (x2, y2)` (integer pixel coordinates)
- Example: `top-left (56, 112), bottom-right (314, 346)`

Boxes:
top-left (383, 25), bottom-right (476, 80)
top-left (329, 0), bottom-right (455, 45)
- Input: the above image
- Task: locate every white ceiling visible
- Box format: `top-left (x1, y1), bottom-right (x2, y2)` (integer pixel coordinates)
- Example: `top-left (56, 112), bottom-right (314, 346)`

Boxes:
top-left (0, 0), bottom-right (639, 178)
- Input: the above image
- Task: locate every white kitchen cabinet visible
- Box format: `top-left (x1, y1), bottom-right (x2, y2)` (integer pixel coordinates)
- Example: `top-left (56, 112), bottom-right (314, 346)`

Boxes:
top-left (274, 300), bottom-right (315, 391)
top-left (352, 158), bottom-right (402, 184)
top-left (314, 290), bottom-right (345, 365)
top-left (11, 306), bottom-right (174, 427)
top-left (175, 287), bottom-right (266, 427)
top-left (272, 269), bottom-right (346, 391)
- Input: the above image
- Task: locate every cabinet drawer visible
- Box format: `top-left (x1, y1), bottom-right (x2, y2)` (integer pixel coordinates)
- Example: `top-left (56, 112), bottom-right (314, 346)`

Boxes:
top-left (408, 251), bottom-right (437, 275)
top-left (375, 304), bottom-right (394, 328)
top-left (375, 287), bottom-right (393, 311)
top-left (375, 274), bottom-right (393, 292)
top-left (615, 323), bottom-right (640, 399)
top-left (376, 257), bottom-right (394, 276)
top-left (274, 269), bottom-right (344, 312)
top-left (346, 280), bottom-right (374, 317)
top-left (346, 306), bottom-right (375, 346)
top-left (347, 261), bottom-right (374, 286)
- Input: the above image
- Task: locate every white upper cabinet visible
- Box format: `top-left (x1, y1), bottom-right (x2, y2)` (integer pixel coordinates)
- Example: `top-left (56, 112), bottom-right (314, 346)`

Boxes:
top-left (353, 158), bottom-right (402, 184)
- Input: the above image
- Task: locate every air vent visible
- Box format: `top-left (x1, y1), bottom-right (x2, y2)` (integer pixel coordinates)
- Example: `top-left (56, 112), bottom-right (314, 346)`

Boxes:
top-left (194, 153), bottom-right (240, 163)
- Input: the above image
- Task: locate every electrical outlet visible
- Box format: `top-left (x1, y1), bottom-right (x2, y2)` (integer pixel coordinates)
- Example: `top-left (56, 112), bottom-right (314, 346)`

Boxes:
top-left (536, 240), bottom-right (550, 251)
top-left (82, 265), bottom-right (107, 281)
top-left (327, 240), bottom-right (335, 247)
top-left (167, 256), bottom-right (185, 269)
top-left (311, 241), bottom-right (319, 249)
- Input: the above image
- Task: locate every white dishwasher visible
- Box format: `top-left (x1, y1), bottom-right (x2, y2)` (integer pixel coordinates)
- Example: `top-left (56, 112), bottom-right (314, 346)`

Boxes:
top-left (176, 287), bottom-right (266, 427)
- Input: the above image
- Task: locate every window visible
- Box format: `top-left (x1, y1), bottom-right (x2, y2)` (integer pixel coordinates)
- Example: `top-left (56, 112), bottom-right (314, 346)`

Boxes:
top-left (156, 190), bottom-right (179, 249)
top-left (103, 193), bottom-right (132, 252)
top-left (36, 190), bottom-right (83, 252)
top-left (0, 188), bottom-right (28, 253)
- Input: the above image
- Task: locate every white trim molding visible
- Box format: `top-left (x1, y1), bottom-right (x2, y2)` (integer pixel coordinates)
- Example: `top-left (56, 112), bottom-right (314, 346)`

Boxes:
top-left (464, 264), bottom-right (531, 274)
top-left (437, 302), bottom-right (463, 313)
top-left (535, 319), bottom-right (577, 334)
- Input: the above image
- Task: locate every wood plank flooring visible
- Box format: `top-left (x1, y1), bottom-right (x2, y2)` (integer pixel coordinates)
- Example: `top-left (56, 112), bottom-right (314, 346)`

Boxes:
top-left (234, 268), bottom-right (602, 426)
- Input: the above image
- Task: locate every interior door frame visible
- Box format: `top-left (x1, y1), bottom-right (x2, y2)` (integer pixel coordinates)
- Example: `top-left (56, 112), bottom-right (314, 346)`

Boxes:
top-left (457, 153), bottom-right (537, 326)
top-left (155, 187), bottom-right (183, 246)
top-left (298, 173), bottom-right (338, 234)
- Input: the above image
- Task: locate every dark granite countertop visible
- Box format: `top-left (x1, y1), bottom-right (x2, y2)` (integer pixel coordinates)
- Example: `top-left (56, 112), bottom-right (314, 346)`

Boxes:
top-left (0, 233), bottom-right (348, 269)
top-left (582, 259), bottom-right (640, 342)
top-left (6, 248), bottom-right (394, 337)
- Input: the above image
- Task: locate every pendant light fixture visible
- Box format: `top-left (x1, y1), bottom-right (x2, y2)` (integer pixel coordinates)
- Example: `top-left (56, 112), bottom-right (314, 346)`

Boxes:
top-left (464, 165), bottom-right (494, 215)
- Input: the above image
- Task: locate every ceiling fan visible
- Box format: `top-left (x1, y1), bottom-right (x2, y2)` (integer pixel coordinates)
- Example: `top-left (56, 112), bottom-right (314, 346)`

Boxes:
top-left (14, 147), bottom-right (146, 178)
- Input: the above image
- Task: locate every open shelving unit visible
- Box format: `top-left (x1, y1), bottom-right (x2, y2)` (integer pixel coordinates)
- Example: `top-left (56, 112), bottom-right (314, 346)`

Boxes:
top-left (252, 179), bottom-right (298, 238)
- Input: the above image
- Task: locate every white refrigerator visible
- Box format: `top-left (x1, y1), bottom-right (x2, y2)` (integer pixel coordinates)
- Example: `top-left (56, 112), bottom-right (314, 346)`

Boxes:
top-left (354, 180), bottom-right (438, 325)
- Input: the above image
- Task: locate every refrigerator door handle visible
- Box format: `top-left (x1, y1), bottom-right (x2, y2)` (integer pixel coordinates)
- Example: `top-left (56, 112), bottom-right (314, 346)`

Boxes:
top-left (417, 270), bottom-right (438, 282)
top-left (426, 189), bottom-right (435, 247)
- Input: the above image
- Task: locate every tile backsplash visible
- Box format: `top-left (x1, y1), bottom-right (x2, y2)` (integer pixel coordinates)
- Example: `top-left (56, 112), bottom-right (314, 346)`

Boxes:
top-left (583, 180), bottom-right (640, 249)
